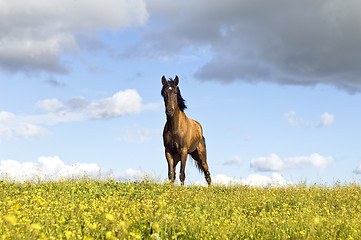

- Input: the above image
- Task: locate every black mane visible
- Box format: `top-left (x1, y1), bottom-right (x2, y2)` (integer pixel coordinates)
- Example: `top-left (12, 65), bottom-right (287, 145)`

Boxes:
top-left (161, 78), bottom-right (187, 112)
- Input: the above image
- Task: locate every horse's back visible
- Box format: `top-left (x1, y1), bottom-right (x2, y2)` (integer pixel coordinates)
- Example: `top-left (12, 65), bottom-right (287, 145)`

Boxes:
top-left (191, 119), bottom-right (203, 136)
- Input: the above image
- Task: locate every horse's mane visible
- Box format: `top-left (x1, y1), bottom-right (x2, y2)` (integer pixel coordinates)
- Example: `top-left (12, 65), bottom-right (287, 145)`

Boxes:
top-left (161, 78), bottom-right (187, 112)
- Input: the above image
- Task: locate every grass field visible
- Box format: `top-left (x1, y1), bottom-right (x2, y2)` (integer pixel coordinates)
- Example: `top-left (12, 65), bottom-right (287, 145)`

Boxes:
top-left (0, 178), bottom-right (360, 239)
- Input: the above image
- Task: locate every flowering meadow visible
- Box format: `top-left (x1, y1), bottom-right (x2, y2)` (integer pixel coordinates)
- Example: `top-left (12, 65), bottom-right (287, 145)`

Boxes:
top-left (1, 178), bottom-right (361, 239)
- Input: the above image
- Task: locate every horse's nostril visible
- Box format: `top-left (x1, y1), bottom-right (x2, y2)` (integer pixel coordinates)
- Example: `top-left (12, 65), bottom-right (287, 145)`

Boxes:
top-left (166, 108), bottom-right (175, 116)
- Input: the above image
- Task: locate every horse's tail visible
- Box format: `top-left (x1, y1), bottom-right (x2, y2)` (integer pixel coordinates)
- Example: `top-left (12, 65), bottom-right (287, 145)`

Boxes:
top-left (194, 159), bottom-right (203, 172)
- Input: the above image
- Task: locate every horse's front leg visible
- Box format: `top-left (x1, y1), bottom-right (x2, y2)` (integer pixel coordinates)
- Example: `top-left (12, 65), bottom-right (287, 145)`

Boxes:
top-left (179, 149), bottom-right (188, 186)
top-left (165, 151), bottom-right (176, 183)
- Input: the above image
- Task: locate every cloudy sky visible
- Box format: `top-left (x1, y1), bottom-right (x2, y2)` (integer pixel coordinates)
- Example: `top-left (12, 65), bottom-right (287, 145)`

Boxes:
top-left (1, 0), bottom-right (361, 185)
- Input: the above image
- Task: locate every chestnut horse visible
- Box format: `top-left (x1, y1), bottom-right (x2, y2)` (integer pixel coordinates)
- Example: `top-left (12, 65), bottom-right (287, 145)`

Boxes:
top-left (161, 75), bottom-right (211, 186)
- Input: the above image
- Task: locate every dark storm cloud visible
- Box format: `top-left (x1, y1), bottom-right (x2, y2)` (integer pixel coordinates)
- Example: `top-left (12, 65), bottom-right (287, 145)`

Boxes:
top-left (6, 0), bottom-right (361, 93)
top-left (0, 0), bottom-right (148, 75)
top-left (139, 0), bottom-right (361, 93)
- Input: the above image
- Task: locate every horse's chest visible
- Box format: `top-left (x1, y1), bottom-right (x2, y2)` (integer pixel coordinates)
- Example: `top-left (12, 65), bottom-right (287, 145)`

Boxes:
top-left (164, 132), bottom-right (183, 153)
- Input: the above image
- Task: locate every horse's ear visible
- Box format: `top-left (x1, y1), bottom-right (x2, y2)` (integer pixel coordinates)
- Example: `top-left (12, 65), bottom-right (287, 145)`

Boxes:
top-left (162, 76), bottom-right (167, 86)
top-left (174, 75), bottom-right (179, 86)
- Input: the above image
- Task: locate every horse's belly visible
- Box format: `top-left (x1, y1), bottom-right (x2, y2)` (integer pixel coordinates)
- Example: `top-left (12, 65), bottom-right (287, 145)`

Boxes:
top-left (188, 140), bottom-right (199, 153)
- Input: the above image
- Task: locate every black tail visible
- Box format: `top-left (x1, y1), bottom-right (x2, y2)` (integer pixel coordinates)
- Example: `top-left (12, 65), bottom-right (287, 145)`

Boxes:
top-left (192, 153), bottom-right (203, 173)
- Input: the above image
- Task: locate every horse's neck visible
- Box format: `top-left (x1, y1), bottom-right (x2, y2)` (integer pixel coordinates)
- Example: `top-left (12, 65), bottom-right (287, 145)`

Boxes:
top-left (167, 110), bottom-right (184, 132)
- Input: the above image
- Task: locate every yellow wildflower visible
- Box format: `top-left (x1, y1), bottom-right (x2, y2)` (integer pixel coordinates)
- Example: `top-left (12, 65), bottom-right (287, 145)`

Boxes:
top-left (30, 223), bottom-right (41, 231)
top-left (4, 214), bottom-right (17, 226)
top-left (105, 213), bottom-right (115, 222)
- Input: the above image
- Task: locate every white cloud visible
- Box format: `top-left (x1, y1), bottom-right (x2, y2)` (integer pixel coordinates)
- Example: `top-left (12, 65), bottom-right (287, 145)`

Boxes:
top-left (0, 113), bottom-right (47, 140)
top-left (87, 89), bottom-right (142, 120)
top-left (0, 111), bottom-right (15, 122)
top-left (251, 154), bottom-right (285, 172)
top-left (0, 156), bottom-right (144, 182)
top-left (284, 111), bottom-right (335, 128)
top-left (0, 89), bottom-right (156, 142)
top-left (0, 156), bottom-right (102, 181)
top-left (15, 123), bottom-right (49, 138)
top-left (319, 112), bottom-right (334, 128)
top-left (0, 126), bottom-right (12, 141)
top-left (209, 173), bottom-right (292, 187)
top-left (0, 156), bottom-right (107, 181)
top-left (223, 156), bottom-right (242, 166)
top-left (37, 89), bottom-right (144, 122)
top-left (250, 153), bottom-right (334, 172)
top-left (37, 99), bottom-right (65, 113)
top-left (284, 111), bottom-right (313, 127)
top-left (0, 0), bottom-right (148, 74)
top-left (284, 111), bottom-right (298, 126)
top-left (0, 155), bottom-right (293, 186)
top-left (0, 111), bottom-right (16, 141)
top-left (117, 124), bottom-right (162, 143)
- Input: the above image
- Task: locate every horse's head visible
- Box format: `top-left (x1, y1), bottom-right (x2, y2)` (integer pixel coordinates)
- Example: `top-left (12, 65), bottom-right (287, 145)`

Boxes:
top-left (161, 75), bottom-right (186, 117)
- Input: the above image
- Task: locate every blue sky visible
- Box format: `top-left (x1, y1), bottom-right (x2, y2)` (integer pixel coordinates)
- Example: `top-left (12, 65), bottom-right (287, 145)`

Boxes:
top-left (1, 0), bottom-right (361, 186)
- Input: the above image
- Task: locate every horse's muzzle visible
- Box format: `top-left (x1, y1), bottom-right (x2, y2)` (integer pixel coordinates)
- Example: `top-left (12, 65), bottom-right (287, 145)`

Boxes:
top-left (166, 108), bottom-right (175, 117)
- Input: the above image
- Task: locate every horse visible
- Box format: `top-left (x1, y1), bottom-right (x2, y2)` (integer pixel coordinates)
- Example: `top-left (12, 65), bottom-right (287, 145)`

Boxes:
top-left (161, 75), bottom-right (211, 186)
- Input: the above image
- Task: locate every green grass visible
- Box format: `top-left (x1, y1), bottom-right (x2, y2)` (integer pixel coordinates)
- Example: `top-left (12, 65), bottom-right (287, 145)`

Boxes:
top-left (0, 178), bottom-right (360, 239)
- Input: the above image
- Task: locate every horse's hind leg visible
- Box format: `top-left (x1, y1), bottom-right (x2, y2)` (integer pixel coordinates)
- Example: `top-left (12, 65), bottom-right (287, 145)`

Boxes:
top-left (201, 158), bottom-right (211, 186)
top-left (191, 142), bottom-right (211, 186)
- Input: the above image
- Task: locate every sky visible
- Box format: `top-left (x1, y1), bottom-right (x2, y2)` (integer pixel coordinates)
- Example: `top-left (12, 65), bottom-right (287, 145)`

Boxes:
top-left (1, 0), bottom-right (361, 186)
